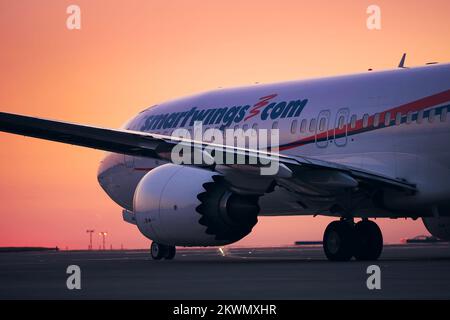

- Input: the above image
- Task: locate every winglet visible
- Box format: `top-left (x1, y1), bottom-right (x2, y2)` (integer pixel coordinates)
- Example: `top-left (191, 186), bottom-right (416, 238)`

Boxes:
top-left (398, 53), bottom-right (407, 68)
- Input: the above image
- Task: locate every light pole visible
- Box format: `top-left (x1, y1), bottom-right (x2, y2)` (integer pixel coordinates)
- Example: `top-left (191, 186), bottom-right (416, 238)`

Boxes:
top-left (99, 232), bottom-right (108, 250)
top-left (86, 229), bottom-right (94, 250)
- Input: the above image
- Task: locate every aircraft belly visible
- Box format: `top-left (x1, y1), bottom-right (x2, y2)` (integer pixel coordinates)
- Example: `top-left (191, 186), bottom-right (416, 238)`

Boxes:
top-left (258, 186), bottom-right (318, 216)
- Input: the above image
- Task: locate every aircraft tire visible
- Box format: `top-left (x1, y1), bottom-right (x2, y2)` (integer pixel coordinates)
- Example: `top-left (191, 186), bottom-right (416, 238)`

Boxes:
top-left (354, 220), bottom-right (383, 261)
top-left (165, 246), bottom-right (176, 260)
top-left (323, 220), bottom-right (356, 261)
top-left (150, 241), bottom-right (168, 260)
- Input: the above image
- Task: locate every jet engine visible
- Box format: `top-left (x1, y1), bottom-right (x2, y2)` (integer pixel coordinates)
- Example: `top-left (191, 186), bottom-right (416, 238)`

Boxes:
top-left (133, 164), bottom-right (260, 246)
top-left (422, 217), bottom-right (450, 241)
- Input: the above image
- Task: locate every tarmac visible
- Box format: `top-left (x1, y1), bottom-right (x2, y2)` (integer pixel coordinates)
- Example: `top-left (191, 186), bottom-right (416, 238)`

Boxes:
top-left (0, 243), bottom-right (449, 299)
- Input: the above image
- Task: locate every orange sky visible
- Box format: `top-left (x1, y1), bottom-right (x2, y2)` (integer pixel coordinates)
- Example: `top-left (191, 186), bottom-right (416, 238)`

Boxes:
top-left (1, 0), bottom-right (449, 249)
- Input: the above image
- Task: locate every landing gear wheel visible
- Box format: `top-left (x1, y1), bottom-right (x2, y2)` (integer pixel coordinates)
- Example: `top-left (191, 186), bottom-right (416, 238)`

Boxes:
top-left (323, 220), bottom-right (355, 261)
top-left (354, 220), bottom-right (383, 261)
top-left (165, 246), bottom-right (176, 260)
top-left (150, 241), bottom-right (167, 260)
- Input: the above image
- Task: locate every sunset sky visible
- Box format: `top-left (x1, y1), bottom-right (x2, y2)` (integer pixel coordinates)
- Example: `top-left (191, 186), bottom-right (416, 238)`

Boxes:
top-left (1, 0), bottom-right (449, 249)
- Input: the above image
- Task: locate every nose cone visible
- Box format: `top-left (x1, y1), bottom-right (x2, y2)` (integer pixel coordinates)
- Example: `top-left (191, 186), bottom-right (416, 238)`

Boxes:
top-left (97, 153), bottom-right (134, 210)
top-left (97, 153), bottom-right (119, 185)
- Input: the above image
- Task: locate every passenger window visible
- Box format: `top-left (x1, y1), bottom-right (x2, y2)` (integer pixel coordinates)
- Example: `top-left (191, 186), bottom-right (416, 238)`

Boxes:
top-left (384, 112), bottom-right (391, 126)
top-left (242, 124), bottom-right (249, 131)
top-left (363, 114), bottom-right (369, 128)
top-left (395, 112), bottom-right (402, 126)
top-left (300, 119), bottom-right (307, 133)
top-left (441, 108), bottom-right (448, 122)
top-left (272, 121), bottom-right (279, 130)
top-left (417, 110), bottom-right (424, 124)
top-left (429, 109), bottom-right (435, 123)
top-left (291, 120), bottom-right (298, 134)
top-left (406, 111), bottom-right (413, 124)
top-left (309, 119), bottom-right (316, 132)
top-left (234, 125), bottom-right (239, 131)
top-left (373, 113), bottom-right (380, 127)
top-left (350, 115), bottom-right (357, 129)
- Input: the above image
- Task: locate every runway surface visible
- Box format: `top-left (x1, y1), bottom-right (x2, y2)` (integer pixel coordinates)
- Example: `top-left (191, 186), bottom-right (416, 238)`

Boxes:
top-left (0, 244), bottom-right (449, 299)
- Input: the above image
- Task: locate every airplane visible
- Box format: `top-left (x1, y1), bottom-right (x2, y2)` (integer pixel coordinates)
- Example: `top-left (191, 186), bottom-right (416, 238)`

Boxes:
top-left (1, 62), bottom-right (450, 261)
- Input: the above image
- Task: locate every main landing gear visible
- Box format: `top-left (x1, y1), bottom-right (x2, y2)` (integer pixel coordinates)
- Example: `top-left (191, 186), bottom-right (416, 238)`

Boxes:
top-left (323, 219), bottom-right (383, 261)
top-left (150, 241), bottom-right (176, 260)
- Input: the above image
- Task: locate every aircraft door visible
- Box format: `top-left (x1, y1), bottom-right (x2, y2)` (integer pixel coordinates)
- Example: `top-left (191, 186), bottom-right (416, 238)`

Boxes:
top-left (315, 110), bottom-right (331, 148)
top-left (334, 108), bottom-right (349, 147)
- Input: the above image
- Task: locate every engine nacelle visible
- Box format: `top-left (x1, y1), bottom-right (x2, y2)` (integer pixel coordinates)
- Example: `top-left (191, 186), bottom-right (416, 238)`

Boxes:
top-left (422, 217), bottom-right (450, 241)
top-left (134, 164), bottom-right (260, 246)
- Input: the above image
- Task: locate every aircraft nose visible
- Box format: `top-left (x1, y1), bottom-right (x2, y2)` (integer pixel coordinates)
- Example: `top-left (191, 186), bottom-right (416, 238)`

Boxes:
top-left (97, 153), bottom-right (118, 184)
top-left (97, 152), bottom-right (126, 190)
top-left (97, 153), bottom-right (136, 211)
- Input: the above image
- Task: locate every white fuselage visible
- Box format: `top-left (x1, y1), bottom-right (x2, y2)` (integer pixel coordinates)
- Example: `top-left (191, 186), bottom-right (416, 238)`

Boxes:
top-left (97, 64), bottom-right (450, 218)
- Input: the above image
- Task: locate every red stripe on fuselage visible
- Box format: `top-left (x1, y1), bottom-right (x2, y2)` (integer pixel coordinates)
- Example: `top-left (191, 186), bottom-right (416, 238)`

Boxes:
top-left (279, 88), bottom-right (450, 151)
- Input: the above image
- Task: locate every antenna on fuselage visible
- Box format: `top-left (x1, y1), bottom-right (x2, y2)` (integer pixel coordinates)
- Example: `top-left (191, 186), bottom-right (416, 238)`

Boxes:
top-left (398, 53), bottom-right (407, 68)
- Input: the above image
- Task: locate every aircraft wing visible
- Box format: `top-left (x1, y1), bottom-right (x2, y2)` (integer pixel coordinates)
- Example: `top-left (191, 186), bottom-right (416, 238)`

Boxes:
top-left (0, 111), bottom-right (416, 197)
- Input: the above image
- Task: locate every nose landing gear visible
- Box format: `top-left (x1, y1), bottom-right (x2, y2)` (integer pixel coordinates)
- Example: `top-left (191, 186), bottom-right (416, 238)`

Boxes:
top-left (323, 219), bottom-right (383, 261)
top-left (150, 241), bottom-right (176, 260)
